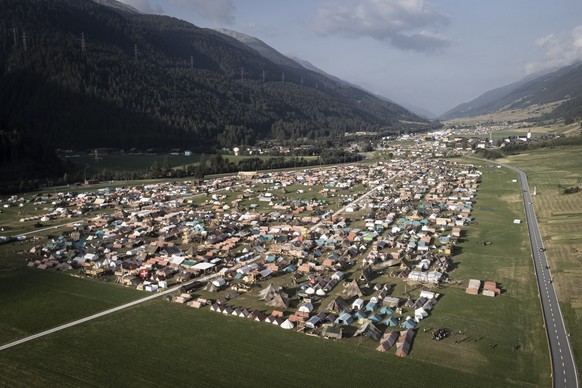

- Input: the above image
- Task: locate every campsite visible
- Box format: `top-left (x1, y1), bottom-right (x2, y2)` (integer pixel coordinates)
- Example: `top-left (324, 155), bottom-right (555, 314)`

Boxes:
top-left (0, 142), bottom-right (550, 387)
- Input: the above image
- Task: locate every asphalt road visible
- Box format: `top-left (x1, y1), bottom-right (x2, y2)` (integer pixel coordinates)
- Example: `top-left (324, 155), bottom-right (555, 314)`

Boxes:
top-left (503, 164), bottom-right (578, 388)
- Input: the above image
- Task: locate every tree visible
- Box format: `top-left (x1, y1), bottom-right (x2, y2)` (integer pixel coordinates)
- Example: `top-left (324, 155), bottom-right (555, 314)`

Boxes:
top-left (149, 160), bottom-right (162, 178)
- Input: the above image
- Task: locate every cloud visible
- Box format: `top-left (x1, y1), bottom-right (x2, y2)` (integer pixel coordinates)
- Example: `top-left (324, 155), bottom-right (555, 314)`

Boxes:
top-left (313, 0), bottom-right (450, 53)
top-left (526, 25), bottom-right (582, 74)
top-left (168, 0), bottom-right (235, 25)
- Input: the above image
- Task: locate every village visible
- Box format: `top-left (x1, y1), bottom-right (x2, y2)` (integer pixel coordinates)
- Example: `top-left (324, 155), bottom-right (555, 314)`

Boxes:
top-left (10, 142), bottom-right (502, 358)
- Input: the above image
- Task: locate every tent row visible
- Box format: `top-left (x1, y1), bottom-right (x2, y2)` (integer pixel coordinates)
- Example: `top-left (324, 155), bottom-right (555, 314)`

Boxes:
top-left (208, 303), bottom-right (295, 329)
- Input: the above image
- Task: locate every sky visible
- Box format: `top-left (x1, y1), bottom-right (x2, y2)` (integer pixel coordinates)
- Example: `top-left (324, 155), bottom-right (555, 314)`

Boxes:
top-left (119, 0), bottom-right (582, 116)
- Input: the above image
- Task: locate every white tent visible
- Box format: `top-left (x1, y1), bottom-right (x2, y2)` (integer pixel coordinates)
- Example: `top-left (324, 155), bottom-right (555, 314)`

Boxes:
top-left (414, 307), bottom-right (428, 322)
top-left (352, 298), bottom-right (364, 310)
top-left (280, 319), bottom-right (295, 330)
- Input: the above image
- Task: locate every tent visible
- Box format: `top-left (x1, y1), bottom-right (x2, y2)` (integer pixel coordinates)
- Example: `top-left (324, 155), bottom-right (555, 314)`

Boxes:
top-left (367, 312), bottom-right (383, 323)
top-left (259, 284), bottom-right (281, 301)
top-left (376, 340), bottom-right (392, 353)
top-left (353, 322), bottom-right (383, 342)
top-left (414, 307), bottom-right (428, 322)
top-left (376, 330), bottom-right (399, 352)
top-left (280, 319), bottom-right (295, 330)
top-left (383, 316), bottom-right (399, 327)
top-left (325, 296), bottom-right (349, 312)
top-left (305, 315), bottom-right (321, 329)
top-left (298, 302), bottom-right (314, 313)
top-left (351, 298), bottom-right (365, 310)
top-left (222, 306), bottom-right (234, 315)
top-left (359, 265), bottom-right (374, 283)
top-left (323, 325), bottom-right (343, 339)
top-left (395, 329), bottom-right (415, 357)
top-left (343, 279), bottom-right (364, 298)
top-left (365, 300), bottom-right (378, 312)
top-left (266, 293), bottom-right (290, 309)
top-left (379, 306), bottom-right (394, 315)
top-left (400, 317), bottom-right (417, 329)
top-left (335, 312), bottom-right (354, 326)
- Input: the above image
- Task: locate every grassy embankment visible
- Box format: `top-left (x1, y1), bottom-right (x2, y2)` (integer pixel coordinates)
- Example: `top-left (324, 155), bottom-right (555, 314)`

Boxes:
top-left (0, 162), bottom-right (550, 386)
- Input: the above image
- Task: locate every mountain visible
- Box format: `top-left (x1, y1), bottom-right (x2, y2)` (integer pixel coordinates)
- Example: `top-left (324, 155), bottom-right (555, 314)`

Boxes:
top-left (440, 63), bottom-right (582, 121)
top-left (0, 0), bottom-right (429, 186)
top-left (217, 29), bottom-right (436, 121)
top-left (216, 29), bottom-right (304, 70)
top-left (291, 57), bottom-right (437, 119)
top-left (290, 56), bottom-right (352, 87)
top-left (92, 0), bottom-right (140, 15)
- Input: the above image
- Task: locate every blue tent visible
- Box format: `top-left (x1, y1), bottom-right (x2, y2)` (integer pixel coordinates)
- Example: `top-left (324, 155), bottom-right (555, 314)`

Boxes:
top-left (383, 316), bottom-right (399, 327)
top-left (365, 300), bottom-right (378, 312)
top-left (367, 312), bottom-right (383, 323)
top-left (400, 318), bottom-right (417, 329)
top-left (379, 306), bottom-right (394, 315)
top-left (334, 312), bottom-right (354, 326)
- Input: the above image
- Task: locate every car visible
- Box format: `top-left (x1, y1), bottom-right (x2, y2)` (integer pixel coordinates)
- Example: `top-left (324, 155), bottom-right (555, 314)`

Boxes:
top-left (538, 247), bottom-right (545, 252)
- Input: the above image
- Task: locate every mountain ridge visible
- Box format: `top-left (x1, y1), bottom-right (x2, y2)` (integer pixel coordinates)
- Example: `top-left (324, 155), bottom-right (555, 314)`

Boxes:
top-left (440, 62), bottom-right (582, 121)
top-left (0, 0), bottom-right (430, 185)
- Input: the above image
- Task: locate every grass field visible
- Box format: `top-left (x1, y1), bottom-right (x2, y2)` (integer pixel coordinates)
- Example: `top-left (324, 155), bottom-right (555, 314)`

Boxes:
top-left (0, 300), bottom-right (512, 388)
top-left (443, 100), bottom-right (566, 125)
top-left (0, 161), bottom-right (551, 386)
top-left (500, 146), bottom-right (582, 370)
top-left (67, 152), bottom-right (319, 176)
